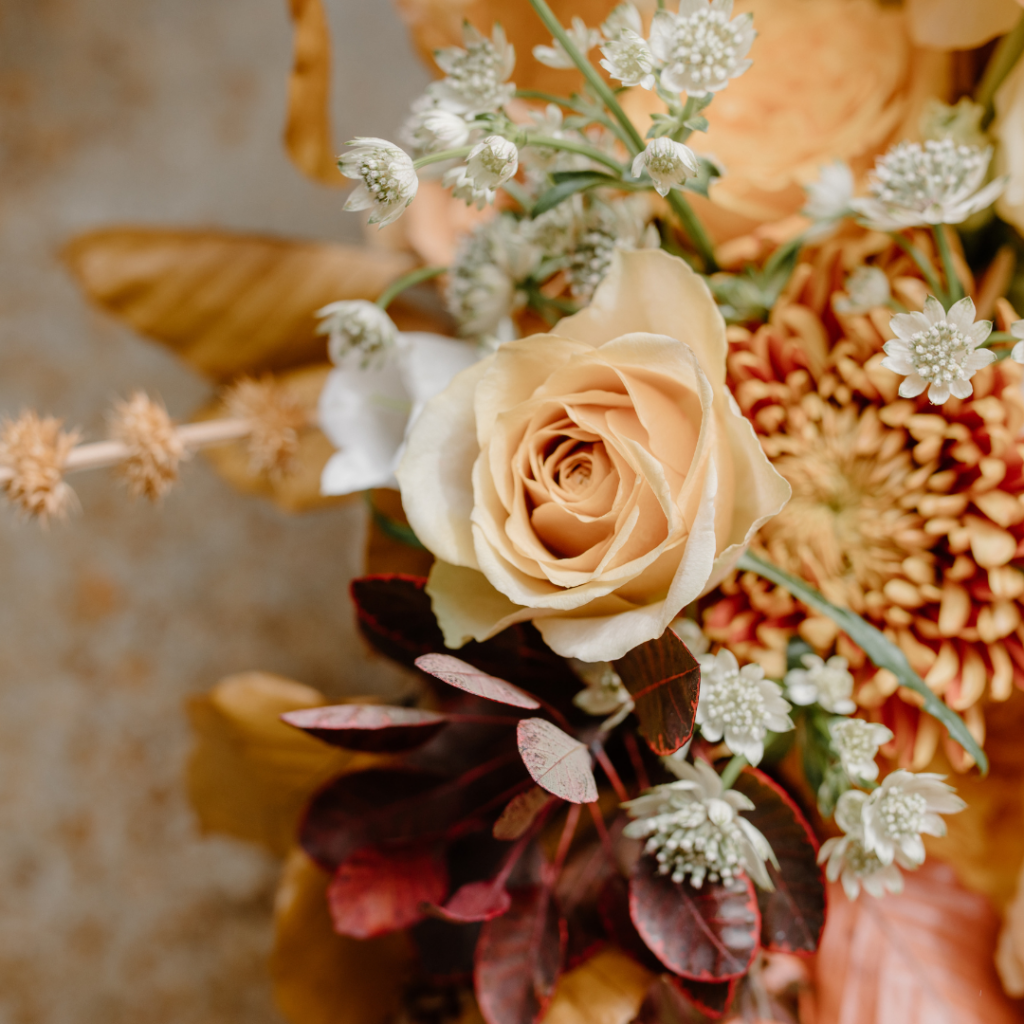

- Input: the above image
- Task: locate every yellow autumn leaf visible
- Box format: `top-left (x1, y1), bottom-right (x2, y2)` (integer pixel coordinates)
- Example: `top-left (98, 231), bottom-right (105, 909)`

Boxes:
top-left (62, 227), bottom-right (417, 381)
top-left (186, 671), bottom-right (375, 855)
top-left (285, 0), bottom-right (343, 186)
top-left (541, 947), bottom-right (654, 1024)
top-left (271, 848), bottom-right (414, 1024)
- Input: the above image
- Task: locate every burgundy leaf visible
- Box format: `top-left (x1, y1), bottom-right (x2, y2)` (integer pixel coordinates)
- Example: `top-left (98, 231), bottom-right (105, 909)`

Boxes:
top-left (629, 854), bottom-right (760, 980)
top-left (673, 976), bottom-right (737, 1019)
top-left (632, 975), bottom-right (710, 1024)
top-left (430, 880), bottom-right (512, 923)
top-left (613, 629), bottom-right (700, 755)
top-left (732, 768), bottom-right (826, 955)
top-left (416, 653), bottom-right (541, 709)
top-left (327, 844), bottom-right (448, 939)
top-left (475, 885), bottom-right (565, 1024)
top-left (493, 786), bottom-right (555, 841)
top-left (597, 875), bottom-right (666, 974)
top-left (516, 719), bottom-right (598, 805)
top-left (281, 703), bottom-right (448, 752)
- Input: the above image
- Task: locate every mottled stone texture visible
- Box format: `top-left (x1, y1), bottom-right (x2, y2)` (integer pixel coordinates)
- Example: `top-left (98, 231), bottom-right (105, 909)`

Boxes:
top-left (0, 0), bottom-right (428, 1020)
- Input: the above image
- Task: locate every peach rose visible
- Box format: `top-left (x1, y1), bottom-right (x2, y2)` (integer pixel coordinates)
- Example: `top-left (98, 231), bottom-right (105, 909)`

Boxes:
top-left (396, 250), bottom-right (790, 661)
top-left (906, 0), bottom-right (1022, 50)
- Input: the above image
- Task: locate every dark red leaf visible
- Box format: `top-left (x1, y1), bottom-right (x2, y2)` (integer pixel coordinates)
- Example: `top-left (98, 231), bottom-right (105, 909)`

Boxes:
top-left (430, 880), bottom-right (512, 923)
top-left (281, 703), bottom-right (448, 752)
top-left (493, 787), bottom-right (555, 841)
top-left (673, 976), bottom-right (737, 1019)
top-left (629, 854), bottom-right (760, 981)
top-left (415, 654), bottom-right (541, 709)
top-left (632, 975), bottom-right (710, 1024)
top-left (597, 875), bottom-right (665, 974)
top-left (613, 629), bottom-right (700, 755)
top-left (475, 885), bottom-right (565, 1024)
top-left (732, 768), bottom-right (826, 955)
top-left (516, 718), bottom-right (598, 804)
top-left (326, 844), bottom-right (448, 939)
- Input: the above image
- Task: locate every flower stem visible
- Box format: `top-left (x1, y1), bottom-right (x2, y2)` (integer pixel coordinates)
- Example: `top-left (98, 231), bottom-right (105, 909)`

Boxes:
top-left (525, 134), bottom-right (626, 173)
top-left (666, 190), bottom-right (719, 273)
top-left (514, 89), bottom-right (635, 149)
top-left (889, 232), bottom-right (945, 301)
top-left (413, 145), bottom-right (474, 169)
top-left (933, 225), bottom-right (964, 304)
top-left (375, 265), bottom-right (447, 310)
top-left (718, 754), bottom-right (747, 791)
top-left (976, 11), bottom-right (1024, 125)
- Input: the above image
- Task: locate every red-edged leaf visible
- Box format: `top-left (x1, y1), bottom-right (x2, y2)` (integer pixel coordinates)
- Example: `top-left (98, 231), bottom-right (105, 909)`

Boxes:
top-left (613, 630), bottom-right (700, 755)
top-left (629, 855), bottom-right (760, 980)
top-left (632, 975), bottom-right (709, 1023)
top-left (416, 654), bottom-right (541, 709)
top-left (732, 768), bottom-right (826, 955)
top-left (516, 719), bottom-right (598, 805)
top-left (327, 844), bottom-right (448, 938)
top-left (431, 880), bottom-right (512, 923)
top-left (281, 703), bottom-right (448, 752)
top-left (494, 786), bottom-right (555, 841)
top-left (475, 885), bottom-right (565, 1024)
top-left (673, 976), bottom-right (737, 1019)
top-left (597, 875), bottom-right (666, 975)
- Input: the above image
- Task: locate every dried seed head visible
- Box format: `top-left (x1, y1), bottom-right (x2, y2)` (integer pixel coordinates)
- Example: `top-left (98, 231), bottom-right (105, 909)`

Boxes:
top-left (109, 392), bottom-right (186, 500)
top-left (0, 411), bottom-right (80, 522)
top-left (224, 377), bottom-right (307, 478)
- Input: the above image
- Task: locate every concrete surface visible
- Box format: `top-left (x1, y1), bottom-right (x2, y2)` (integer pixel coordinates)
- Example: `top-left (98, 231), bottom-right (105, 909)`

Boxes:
top-left (0, 1), bottom-right (428, 1020)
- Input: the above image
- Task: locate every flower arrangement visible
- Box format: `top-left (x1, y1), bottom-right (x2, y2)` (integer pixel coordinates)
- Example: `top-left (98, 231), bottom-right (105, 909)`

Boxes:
top-left (8, 0), bottom-right (1024, 1021)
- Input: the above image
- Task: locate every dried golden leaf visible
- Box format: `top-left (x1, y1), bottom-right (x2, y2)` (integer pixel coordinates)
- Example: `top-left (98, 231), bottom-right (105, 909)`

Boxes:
top-left (62, 227), bottom-right (417, 381)
top-left (271, 849), bottom-right (413, 1024)
top-left (392, 0), bottom-right (623, 94)
top-left (364, 487), bottom-right (435, 576)
top-left (815, 860), bottom-right (1022, 1024)
top-left (285, 0), bottom-right (343, 186)
top-left (186, 671), bottom-right (374, 855)
top-left (541, 947), bottom-right (654, 1024)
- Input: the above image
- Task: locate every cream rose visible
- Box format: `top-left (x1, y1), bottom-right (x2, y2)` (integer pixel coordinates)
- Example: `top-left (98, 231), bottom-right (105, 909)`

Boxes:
top-left (396, 250), bottom-right (791, 661)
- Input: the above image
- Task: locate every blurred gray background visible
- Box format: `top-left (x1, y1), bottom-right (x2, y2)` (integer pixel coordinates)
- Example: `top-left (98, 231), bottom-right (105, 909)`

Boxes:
top-left (0, 0), bottom-right (428, 1020)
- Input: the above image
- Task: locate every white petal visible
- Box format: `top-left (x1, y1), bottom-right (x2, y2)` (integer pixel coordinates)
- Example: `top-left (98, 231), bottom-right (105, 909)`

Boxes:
top-left (965, 348), bottom-right (996, 370)
top-left (923, 295), bottom-right (946, 325)
top-left (927, 381), bottom-right (951, 404)
top-left (890, 311), bottom-right (931, 340)
top-left (899, 373), bottom-right (928, 398)
top-left (948, 378), bottom-right (973, 399)
top-left (967, 319), bottom-right (993, 345)
top-left (945, 296), bottom-right (976, 332)
top-left (1013, 340), bottom-right (1024, 364)
top-left (880, 353), bottom-right (916, 376)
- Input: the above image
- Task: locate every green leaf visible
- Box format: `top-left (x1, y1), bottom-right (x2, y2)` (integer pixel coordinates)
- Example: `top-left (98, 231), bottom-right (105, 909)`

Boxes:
top-left (532, 171), bottom-right (625, 215)
top-left (737, 550), bottom-right (988, 774)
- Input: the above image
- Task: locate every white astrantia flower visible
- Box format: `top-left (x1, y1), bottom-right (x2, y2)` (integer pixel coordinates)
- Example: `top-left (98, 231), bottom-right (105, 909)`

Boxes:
top-left (851, 139), bottom-right (1007, 230)
top-left (834, 266), bottom-right (892, 315)
top-left (402, 99), bottom-right (471, 155)
top-left (631, 137), bottom-right (700, 197)
top-left (602, 2), bottom-right (643, 39)
top-left (430, 23), bottom-right (516, 114)
top-left (784, 653), bottom-right (856, 715)
top-left (861, 770), bottom-right (966, 867)
top-left (623, 758), bottom-right (778, 890)
top-left (466, 135), bottom-right (519, 189)
top-left (339, 138), bottom-right (419, 228)
top-left (1010, 319), bottom-right (1024, 364)
top-left (649, 0), bottom-right (756, 98)
top-left (671, 617), bottom-right (710, 656)
top-left (818, 790), bottom-right (908, 900)
top-left (443, 165), bottom-right (495, 210)
top-left (570, 661), bottom-right (631, 716)
top-left (318, 332), bottom-right (478, 496)
top-left (533, 16), bottom-right (601, 70)
top-left (803, 161), bottom-right (854, 222)
top-left (600, 29), bottom-right (656, 89)
top-left (315, 300), bottom-right (397, 369)
top-left (829, 718), bottom-right (893, 783)
top-left (881, 295), bottom-right (995, 405)
top-left (695, 649), bottom-right (793, 765)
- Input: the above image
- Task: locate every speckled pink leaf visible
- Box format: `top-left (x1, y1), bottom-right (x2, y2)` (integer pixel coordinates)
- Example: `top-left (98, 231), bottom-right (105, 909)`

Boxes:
top-left (415, 653), bottom-right (541, 709)
top-left (516, 718), bottom-right (597, 804)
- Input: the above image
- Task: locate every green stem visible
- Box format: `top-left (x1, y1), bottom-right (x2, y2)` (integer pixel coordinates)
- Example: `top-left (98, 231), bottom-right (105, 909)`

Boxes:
top-left (979, 330), bottom-right (1017, 349)
top-left (889, 232), bottom-right (944, 300)
top-left (976, 12), bottom-right (1024, 125)
top-left (527, 0), bottom-right (646, 154)
top-left (413, 146), bottom-right (474, 169)
top-left (525, 135), bottom-right (626, 173)
top-left (376, 265), bottom-right (446, 310)
top-left (500, 177), bottom-right (533, 212)
top-left (666, 191), bottom-right (719, 273)
top-left (932, 225), bottom-right (964, 304)
top-left (515, 90), bottom-right (634, 149)
top-left (718, 754), bottom-right (747, 791)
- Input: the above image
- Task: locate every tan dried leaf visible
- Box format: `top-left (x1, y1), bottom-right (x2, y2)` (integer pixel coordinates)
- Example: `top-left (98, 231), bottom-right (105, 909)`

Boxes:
top-left (541, 947), bottom-right (653, 1024)
top-left (814, 860), bottom-right (1022, 1024)
top-left (186, 671), bottom-right (374, 855)
top-left (285, 0), bottom-right (344, 186)
top-left (271, 849), bottom-right (413, 1024)
top-left (62, 227), bottom-right (417, 381)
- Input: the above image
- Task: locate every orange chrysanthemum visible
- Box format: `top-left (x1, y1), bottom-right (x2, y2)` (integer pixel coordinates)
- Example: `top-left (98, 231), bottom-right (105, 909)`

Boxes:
top-left (704, 229), bottom-right (1024, 769)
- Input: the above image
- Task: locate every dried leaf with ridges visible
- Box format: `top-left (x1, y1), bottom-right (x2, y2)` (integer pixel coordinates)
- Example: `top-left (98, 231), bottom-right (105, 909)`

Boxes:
top-left (516, 718), bottom-right (597, 805)
top-left (417, 653), bottom-right (541, 709)
top-left (494, 786), bottom-right (554, 841)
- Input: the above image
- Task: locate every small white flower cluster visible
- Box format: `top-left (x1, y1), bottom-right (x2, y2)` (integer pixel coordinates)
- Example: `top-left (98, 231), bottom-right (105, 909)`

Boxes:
top-left (600, 4), bottom-right (656, 90)
top-left (829, 718), bottom-right (893, 783)
top-left (623, 759), bottom-right (777, 890)
top-left (533, 16), bottom-right (601, 70)
top-left (339, 139), bottom-right (419, 228)
top-left (785, 653), bottom-right (856, 715)
top-left (819, 774), bottom-right (965, 900)
top-left (571, 660), bottom-right (631, 716)
top-left (695, 649), bottom-right (793, 765)
top-left (834, 266), bottom-right (892, 316)
top-left (881, 295), bottom-right (994, 405)
top-left (316, 300), bottom-right (398, 368)
top-left (444, 135), bottom-right (519, 209)
top-left (429, 23), bottom-right (516, 115)
top-left (632, 137), bottom-right (700, 197)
